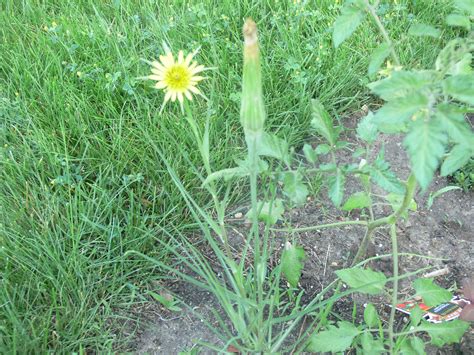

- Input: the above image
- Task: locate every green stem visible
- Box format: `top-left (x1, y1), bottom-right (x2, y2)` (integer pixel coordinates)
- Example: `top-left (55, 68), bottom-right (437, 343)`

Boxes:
top-left (353, 174), bottom-right (417, 265)
top-left (270, 220), bottom-right (367, 233)
top-left (364, 0), bottom-right (401, 66)
top-left (388, 223), bottom-right (399, 353)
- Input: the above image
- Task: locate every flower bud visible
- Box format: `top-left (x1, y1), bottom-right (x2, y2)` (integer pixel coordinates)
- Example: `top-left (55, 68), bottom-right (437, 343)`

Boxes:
top-left (240, 18), bottom-right (266, 138)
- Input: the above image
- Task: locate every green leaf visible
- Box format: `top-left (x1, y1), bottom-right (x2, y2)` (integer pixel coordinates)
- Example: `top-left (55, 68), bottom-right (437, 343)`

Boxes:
top-left (446, 14), bottom-right (471, 30)
top-left (368, 42), bottom-right (391, 78)
top-left (303, 144), bottom-right (317, 164)
top-left (364, 303), bottom-right (380, 328)
top-left (399, 336), bottom-right (426, 355)
top-left (368, 71), bottom-right (434, 101)
top-left (328, 168), bottom-right (345, 207)
top-left (368, 148), bottom-right (405, 194)
top-left (246, 199), bottom-right (284, 226)
top-left (360, 333), bottom-right (385, 355)
top-left (258, 132), bottom-right (290, 164)
top-left (149, 291), bottom-right (182, 312)
top-left (202, 157), bottom-right (269, 185)
top-left (427, 185), bottom-right (462, 209)
top-left (373, 92), bottom-right (429, 133)
top-left (356, 112), bottom-right (378, 143)
top-left (336, 267), bottom-right (387, 295)
top-left (404, 119), bottom-right (447, 190)
top-left (455, 0), bottom-right (474, 15)
top-left (435, 104), bottom-right (474, 147)
top-left (443, 74), bottom-right (474, 105)
top-left (333, 4), bottom-right (366, 48)
top-left (408, 23), bottom-right (441, 38)
top-left (307, 321), bottom-right (359, 352)
top-left (441, 145), bottom-right (473, 176)
top-left (410, 306), bottom-right (425, 327)
top-left (281, 242), bottom-right (305, 288)
top-left (282, 171), bottom-right (309, 206)
top-left (311, 100), bottom-right (336, 145)
top-left (385, 193), bottom-right (417, 219)
top-left (421, 319), bottom-right (469, 347)
top-left (319, 163), bottom-right (336, 171)
top-left (413, 278), bottom-right (452, 306)
top-left (342, 192), bottom-right (371, 211)
top-left (315, 143), bottom-right (331, 154)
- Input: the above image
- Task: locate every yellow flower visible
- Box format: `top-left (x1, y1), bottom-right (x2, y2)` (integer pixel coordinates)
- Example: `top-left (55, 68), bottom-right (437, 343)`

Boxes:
top-left (148, 50), bottom-right (207, 112)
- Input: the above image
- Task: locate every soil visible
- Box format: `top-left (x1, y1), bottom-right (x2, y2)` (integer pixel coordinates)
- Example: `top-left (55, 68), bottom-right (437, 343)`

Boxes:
top-left (131, 113), bottom-right (473, 354)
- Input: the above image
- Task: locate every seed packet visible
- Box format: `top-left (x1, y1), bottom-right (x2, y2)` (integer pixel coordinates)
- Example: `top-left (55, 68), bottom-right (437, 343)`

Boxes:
top-left (395, 295), bottom-right (471, 323)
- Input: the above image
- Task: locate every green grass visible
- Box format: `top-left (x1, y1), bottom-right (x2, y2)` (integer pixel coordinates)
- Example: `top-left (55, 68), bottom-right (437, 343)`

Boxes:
top-left (0, 0), bottom-right (453, 352)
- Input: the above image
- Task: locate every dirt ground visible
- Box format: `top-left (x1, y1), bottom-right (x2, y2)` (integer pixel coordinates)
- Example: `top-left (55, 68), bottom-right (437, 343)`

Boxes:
top-left (131, 114), bottom-right (473, 354)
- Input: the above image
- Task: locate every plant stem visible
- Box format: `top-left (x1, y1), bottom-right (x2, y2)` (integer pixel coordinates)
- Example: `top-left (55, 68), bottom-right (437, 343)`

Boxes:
top-left (350, 226), bottom-right (375, 267)
top-left (364, 0), bottom-right (401, 66)
top-left (388, 223), bottom-right (399, 353)
top-left (352, 173), bottom-right (417, 265)
top-left (270, 220), bottom-right (367, 233)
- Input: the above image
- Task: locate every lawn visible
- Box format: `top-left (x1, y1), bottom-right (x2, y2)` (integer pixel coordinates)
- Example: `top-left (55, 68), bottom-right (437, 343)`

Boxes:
top-left (0, 0), bottom-right (455, 352)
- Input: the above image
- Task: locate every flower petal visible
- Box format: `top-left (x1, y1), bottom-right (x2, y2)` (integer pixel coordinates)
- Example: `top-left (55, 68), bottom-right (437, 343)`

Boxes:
top-left (151, 61), bottom-right (165, 71)
top-left (188, 85), bottom-right (201, 95)
top-left (148, 74), bottom-right (164, 81)
top-left (191, 65), bottom-right (205, 74)
top-left (178, 50), bottom-right (184, 64)
top-left (184, 52), bottom-right (195, 66)
top-left (190, 76), bottom-right (205, 83)
top-left (171, 91), bottom-right (177, 102)
top-left (160, 52), bottom-right (174, 67)
top-left (164, 90), bottom-right (173, 103)
top-left (177, 92), bottom-right (184, 103)
top-left (155, 81), bottom-right (167, 89)
top-left (151, 68), bottom-right (164, 75)
top-left (184, 90), bottom-right (193, 101)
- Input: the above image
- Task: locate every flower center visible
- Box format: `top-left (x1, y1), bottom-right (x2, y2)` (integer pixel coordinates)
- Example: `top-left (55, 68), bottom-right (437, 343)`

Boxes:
top-left (164, 65), bottom-right (191, 91)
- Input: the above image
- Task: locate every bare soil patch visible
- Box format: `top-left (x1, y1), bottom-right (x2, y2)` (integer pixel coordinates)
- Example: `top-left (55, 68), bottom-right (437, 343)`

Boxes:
top-left (132, 113), bottom-right (473, 354)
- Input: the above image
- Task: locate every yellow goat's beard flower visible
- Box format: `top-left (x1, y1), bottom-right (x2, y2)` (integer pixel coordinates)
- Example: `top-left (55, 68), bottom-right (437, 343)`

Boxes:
top-left (148, 50), bottom-right (206, 112)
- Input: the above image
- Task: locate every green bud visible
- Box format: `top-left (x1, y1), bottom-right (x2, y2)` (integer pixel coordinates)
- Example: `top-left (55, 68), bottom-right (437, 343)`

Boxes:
top-left (240, 18), bottom-right (266, 139)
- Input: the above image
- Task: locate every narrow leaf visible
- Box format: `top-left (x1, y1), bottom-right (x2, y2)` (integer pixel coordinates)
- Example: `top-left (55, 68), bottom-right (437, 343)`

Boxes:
top-left (427, 186), bottom-right (462, 209)
top-left (408, 23), bottom-right (441, 38)
top-left (303, 144), bottom-right (317, 164)
top-left (311, 100), bottom-right (336, 145)
top-left (328, 168), bottom-right (345, 207)
top-left (404, 119), bottom-right (447, 190)
top-left (446, 14), bottom-right (471, 30)
top-left (364, 303), bottom-right (380, 328)
top-left (368, 42), bottom-right (391, 78)
top-left (281, 242), bottom-right (305, 288)
top-left (333, 5), bottom-right (366, 48)
top-left (336, 267), bottom-right (387, 295)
